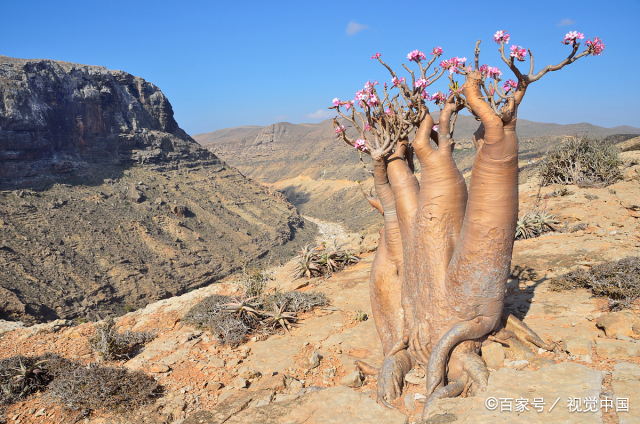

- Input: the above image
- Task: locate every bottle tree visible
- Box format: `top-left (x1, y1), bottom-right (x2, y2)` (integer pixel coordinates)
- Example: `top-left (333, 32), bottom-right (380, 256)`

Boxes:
top-left (330, 30), bottom-right (604, 416)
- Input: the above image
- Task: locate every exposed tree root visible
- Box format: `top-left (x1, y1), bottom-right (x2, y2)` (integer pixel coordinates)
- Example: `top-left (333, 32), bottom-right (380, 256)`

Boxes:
top-left (376, 350), bottom-right (413, 408)
top-left (501, 312), bottom-right (557, 352)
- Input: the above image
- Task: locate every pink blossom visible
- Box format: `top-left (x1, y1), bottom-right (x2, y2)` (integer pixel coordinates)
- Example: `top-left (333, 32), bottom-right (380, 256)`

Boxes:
top-left (365, 123), bottom-right (371, 131)
top-left (493, 30), bottom-right (510, 44)
top-left (479, 64), bottom-right (488, 73)
top-left (354, 138), bottom-right (368, 151)
top-left (562, 31), bottom-right (584, 45)
top-left (432, 125), bottom-right (438, 131)
top-left (489, 88), bottom-right (495, 96)
top-left (333, 98), bottom-right (340, 107)
top-left (367, 94), bottom-right (379, 107)
top-left (430, 92), bottom-right (446, 103)
top-left (371, 52), bottom-right (381, 59)
top-left (334, 125), bottom-right (345, 135)
top-left (487, 67), bottom-right (502, 79)
top-left (440, 57), bottom-right (466, 74)
top-left (585, 37), bottom-right (605, 55)
top-left (431, 46), bottom-right (443, 56)
top-left (509, 45), bottom-right (527, 61)
top-left (407, 49), bottom-right (427, 62)
top-left (415, 78), bottom-right (428, 88)
top-left (503, 79), bottom-right (518, 93)
top-left (385, 108), bottom-right (393, 116)
top-left (344, 100), bottom-right (354, 111)
top-left (421, 90), bottom-right (430, 99)
top-left (391, 76), bottom-right (406, 88)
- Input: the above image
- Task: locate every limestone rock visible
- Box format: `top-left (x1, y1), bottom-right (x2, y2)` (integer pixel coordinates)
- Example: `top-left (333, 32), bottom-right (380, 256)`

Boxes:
top-left (562, 335), bottom-right (593, 355)
top-left (253, 374), bottom-right (286, 391)
top-left (596, 311), bottom-right (640, 339)
top-left (405, 369), bottom-right (426, 385)
top-left (299, 350), bottom-right (322, 370)
top-left (238, 367), bottom-right (261, 379)
top-left (611, 363), bottom-right (640, 424)
top-left (150, 363), bottom-right (170, 373)
top-left (596, 339), bottom-right (640, 358)
top-left (481, 342), bottom-right (505, 369)
top-left (340, 370), bottom-right (364, 388)
top-left (183, 386), bottom-right (408, 424)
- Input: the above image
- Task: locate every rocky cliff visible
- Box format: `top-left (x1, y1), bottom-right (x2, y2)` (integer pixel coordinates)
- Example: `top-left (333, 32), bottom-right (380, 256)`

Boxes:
top-left (0, 56), bottom-right (316, 323)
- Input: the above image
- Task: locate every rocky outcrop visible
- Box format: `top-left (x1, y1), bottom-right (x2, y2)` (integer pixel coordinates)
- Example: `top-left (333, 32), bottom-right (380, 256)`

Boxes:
top-left (0, 56), bottom-right (316, 323)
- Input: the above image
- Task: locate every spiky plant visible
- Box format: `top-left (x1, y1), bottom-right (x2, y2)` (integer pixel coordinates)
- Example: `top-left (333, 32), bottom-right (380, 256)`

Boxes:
top-left (515, 208), bottom-right (560, 240)
top-left (221, 296), bottom-right (262, 321)
top-left (262, 301), bottom-right (298, 334)
top-left (292, 244), bottom-right (321, 279)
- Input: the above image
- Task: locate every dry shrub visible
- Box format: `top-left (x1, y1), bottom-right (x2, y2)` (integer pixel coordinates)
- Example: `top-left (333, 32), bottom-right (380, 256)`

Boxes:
top-left (551, 256), bottom-right (640, 310)
top-left (47, 363), bottom-right (161, 414)
top-left (183, 290), bottom-right (329, 346)
top-left (88, 318), bottom-right (155, 361)
top-left (538, 136), bottom-right (621, 187)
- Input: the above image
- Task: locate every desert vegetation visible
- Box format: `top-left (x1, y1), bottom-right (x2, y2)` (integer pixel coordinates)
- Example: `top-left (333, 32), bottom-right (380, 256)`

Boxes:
top-left (551, 256), bottom-right (640, 311)
top-left (0, 352), bottom-right (160, 421)
top-left (183, 268), bottom-right (330, 345)
top-left (329, 29), bottom-right (605, 413)
top-left (292, 240), bottom-right (360, 279)
top-left (538, 135), bottom-right (621, 187)
top-left (88, 317), bottom-right (156, 361)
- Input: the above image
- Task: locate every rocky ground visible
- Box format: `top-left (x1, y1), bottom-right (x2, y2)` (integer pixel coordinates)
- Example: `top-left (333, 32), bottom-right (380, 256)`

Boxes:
top-left (0, 147), bottom-right (639, 424)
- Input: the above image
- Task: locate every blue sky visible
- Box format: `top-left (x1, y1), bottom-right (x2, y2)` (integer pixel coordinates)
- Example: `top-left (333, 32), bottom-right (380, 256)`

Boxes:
top-left (3, 0), bottom-right (639, 135)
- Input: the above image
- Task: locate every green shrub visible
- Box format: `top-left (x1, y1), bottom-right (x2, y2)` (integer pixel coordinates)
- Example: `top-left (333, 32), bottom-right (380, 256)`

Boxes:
top-left (88, 318), bottom-right (155, 360)
top-left (538, 136), bottom-right (621, 187)
top-left (551, 256), bottom-right (640, 310)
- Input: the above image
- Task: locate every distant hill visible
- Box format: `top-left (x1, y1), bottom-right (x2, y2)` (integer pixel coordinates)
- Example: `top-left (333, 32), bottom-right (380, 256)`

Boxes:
top-left (194, 118), bottom-right (640, 184)
top-left (193, 118), bottom-right (640, 235)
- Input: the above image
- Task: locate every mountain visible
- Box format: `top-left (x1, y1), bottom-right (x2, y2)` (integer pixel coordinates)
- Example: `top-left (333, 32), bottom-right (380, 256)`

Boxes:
top-left (193, 118), bottom-right (640, 234)
top-left (0, 56), bottom-right (315, 323)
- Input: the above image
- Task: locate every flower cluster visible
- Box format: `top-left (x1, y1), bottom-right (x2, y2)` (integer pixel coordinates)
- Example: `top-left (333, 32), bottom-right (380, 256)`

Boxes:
top-left (407, 50), bottom-right (426, 62)
top-left (510, 45), bottom-right (527, 61)
top-left (585, 37), bottom-right (605, 56)
top-left (334, 125), bottom-right (345, 135)
top-left (440, 57), bottom-right (466, 74)
top-left (493, 30), bottom-right (510, 44)
top-left (354, 80), bottom-right (380, 108)
top-left (354, 138), bottom-right (368, 151)
top-left (371, 52), bottom-right (381, 59)
top-left (562, 31), bottom-right (584, 45)
top-left (415, 78), bottom-right (428, 88)
top-left (430, 92), bottom-right (447, 103)
top-left (431, 46), bottom-right (443, 56)
top-left (391, 76), bottom-right (406, 88)
top-left (479, 64), bottom-right (502, 79)
top-left (503, 79), bottom-right (518, 93)
top-left (384, 108), bottom-right (394, 116)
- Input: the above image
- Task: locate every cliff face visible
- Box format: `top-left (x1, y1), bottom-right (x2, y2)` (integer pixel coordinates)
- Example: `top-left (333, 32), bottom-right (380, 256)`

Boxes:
top-left (0, 57), bottom-right (316, 323)
top-left (0, 55), bottom-right (212, 179)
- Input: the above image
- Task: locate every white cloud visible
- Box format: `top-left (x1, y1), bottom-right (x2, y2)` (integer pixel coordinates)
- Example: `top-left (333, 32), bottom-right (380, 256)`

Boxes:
top-left (305, 109), bottom-right (335, 120)
top-left (558, 18), bottom-right (576, 26)
top-left (346, 20), bottom-right (368, 35)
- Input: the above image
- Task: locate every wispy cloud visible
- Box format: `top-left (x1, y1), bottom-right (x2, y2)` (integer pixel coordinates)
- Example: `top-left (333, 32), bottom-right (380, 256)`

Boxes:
top-left (558, 18), bottom-right (576, 26)
top-left (346, 20), bottom-right (368, 35)
top-left (305, 109), bottom-right (335, 120)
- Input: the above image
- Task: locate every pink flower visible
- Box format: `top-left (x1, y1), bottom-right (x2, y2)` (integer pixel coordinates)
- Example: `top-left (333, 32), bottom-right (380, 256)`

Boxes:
top-left (421, 90), bottom-right (430, 99)
top-left (391, 76), bottom-right (406, 88)
top-left (344, 100), bottom-right (354, 111)
top-left (431, 46), bottom-right (443, 56)
top-left (354, 138), bottom-right (368, 151)
top-left (489, 88), bottom-right (495, 95)
top-left (440, 57), bottom-right (466, 74)
top-left (585, 37), bottom-right (605, 55)
top-left (510, 45), bottom-right (527, 61)
top-left (479, 64), bottom-right (488, 73)
top-left (415, 78), bottom-right (428, 88)
top-left (430, 92), bottom-right (446, 103)
top-left (385, 108), bottom-right (393, 116)
top-left (503, 79), bottom-right (518, 93)
top-left (334, 125), bottom-right (345, 135)
top-left (487, 67), bottom-right (502, 79)
top-left (367, 94), bottom-right (379, 107)
top-left (562, 31), bottom-right (585, 45)
top-left (365, 123), bottom-right (371, 131)
top-left (432, 125), bottom-right (438, 131)
top-left (333, 98), bottom-right (340, 107)
top-left (407, 49), bottom-right (427, 62)
top-left (493, 30), bottom-right (510, 44)
top-left (371, 52), bottom-right (381, 59)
